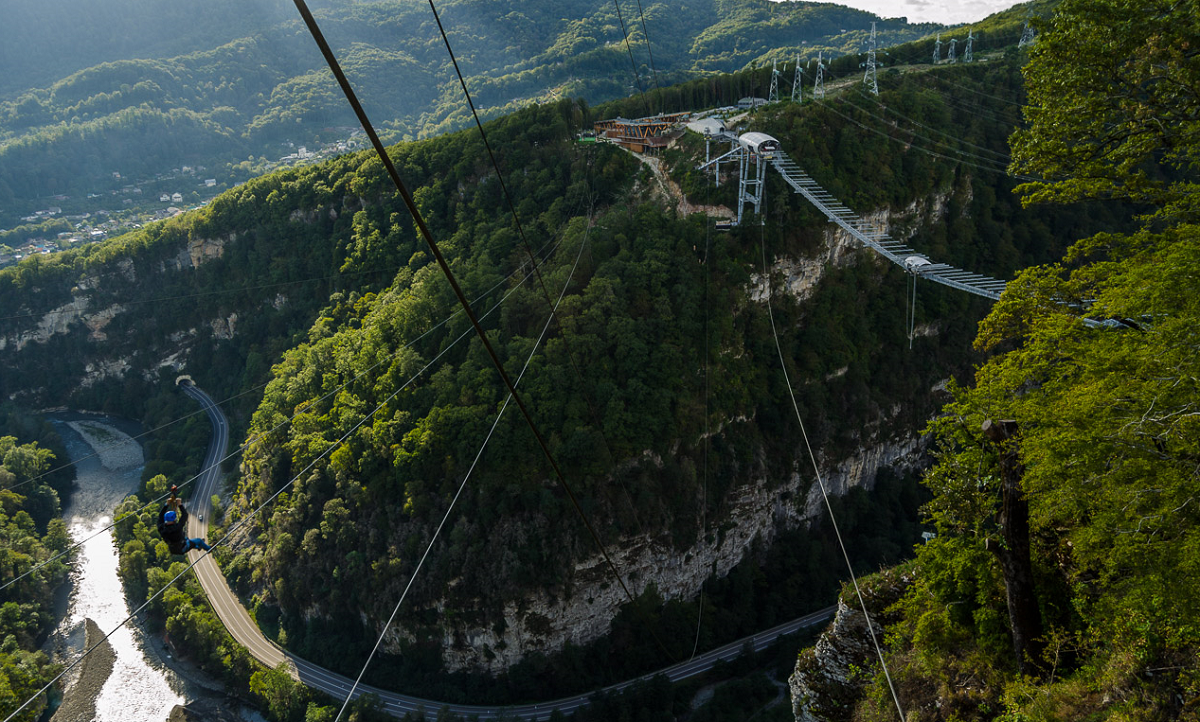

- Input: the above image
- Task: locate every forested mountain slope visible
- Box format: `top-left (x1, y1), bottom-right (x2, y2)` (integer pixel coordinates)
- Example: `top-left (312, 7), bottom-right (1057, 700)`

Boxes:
top-left (0, 17), bottom-right (1138, 709)
top-left (791, 1), bottom-right (1200, 720)
top-left (0, 0), bottom-right (941, 221)
top-left (211, 58), bottom-right (1132, 689)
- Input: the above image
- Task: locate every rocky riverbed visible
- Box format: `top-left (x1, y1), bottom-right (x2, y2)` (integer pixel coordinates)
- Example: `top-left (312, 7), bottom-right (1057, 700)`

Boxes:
top-left (47, 417), bottom-right (187, 721)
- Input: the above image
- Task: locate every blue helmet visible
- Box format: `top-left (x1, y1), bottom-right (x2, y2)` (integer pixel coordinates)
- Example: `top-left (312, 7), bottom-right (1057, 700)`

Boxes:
top-left (165, 510), bottom-right (178, 523)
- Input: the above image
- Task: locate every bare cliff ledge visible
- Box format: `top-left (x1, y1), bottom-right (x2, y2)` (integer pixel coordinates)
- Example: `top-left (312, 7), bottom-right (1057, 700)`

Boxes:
top-left (371, 189), bottom-right (952, 674)
top-left (789, 564), bottom-right (914, 722)
top-left (381, 435), bottom-right (926, 674)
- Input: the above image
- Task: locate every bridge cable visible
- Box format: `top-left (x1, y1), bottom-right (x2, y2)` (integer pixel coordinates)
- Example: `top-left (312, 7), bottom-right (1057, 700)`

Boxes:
top-left (908, 271), bottom-right (918, 350)
top-left (332, 211), bottom-right (592, 722)
top-left (293, 0), bottom-right (649, 634)
top-left (757, 222), bottom-right (907, 722)
top-left (1, 234), bottom-right (561, 722)
top-left (690, 207), bottom-right (713, 661)
top-left (0, 233), bottom-right (567, 593)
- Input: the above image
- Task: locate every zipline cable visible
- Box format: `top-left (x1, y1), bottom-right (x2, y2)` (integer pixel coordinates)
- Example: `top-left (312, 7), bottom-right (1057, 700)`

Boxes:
top-left (633, 0), bottom-right (662, 100)
top-left (333, 211), bottom-right (592, 722)
top-left (0, 232), bottom-right (568, 594)
top-left (427, 0), bottom-right (654, 545)
top-left (758, 222), bottom-right (907, 722)
top-left (293, 0), bottom-right (647, 634)
top-left (2, 222), bottom-right (558, 722)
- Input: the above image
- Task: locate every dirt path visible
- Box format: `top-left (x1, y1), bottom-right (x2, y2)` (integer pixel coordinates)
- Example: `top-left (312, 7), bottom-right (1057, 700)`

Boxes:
top-left (622, 147), bottom-right (734, 220)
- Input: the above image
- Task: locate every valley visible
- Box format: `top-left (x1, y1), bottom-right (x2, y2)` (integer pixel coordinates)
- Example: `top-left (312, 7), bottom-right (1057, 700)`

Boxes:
top-left (2, 0), bottom-right (1198, 721)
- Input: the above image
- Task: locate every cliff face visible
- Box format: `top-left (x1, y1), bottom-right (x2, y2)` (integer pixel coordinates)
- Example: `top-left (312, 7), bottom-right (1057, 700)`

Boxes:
top-left (0, 195), bottom-right (343, 406)
top-left (392, 434), bottom-right (923, 673)
top-left (789, 566), bottom-right (914, 722)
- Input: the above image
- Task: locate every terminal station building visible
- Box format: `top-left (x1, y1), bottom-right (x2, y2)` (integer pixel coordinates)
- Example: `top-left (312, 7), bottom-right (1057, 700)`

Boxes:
top-left (593, 112), bottom-right (689, 153)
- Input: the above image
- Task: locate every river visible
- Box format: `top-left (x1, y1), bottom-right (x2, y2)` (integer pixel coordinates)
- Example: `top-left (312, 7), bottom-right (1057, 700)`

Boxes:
top-left (47, 417), bottom-right (189, 721)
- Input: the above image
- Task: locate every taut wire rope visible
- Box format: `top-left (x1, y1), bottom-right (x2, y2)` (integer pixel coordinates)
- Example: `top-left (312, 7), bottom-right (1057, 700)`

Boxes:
top-left (2, 223), bottom-right (562, 722)
top-left (757, 221), bottom-right (907, 721)
top-left (0, 232), bottom-right (568, 594)
top-left (292, 0), bottom-right (648, 632)
top-left (332, 212), bottom-right (592, 722)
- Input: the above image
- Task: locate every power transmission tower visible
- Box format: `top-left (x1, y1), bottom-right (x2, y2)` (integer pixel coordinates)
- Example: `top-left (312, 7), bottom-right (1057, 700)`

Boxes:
top-left (791, 54), bottom-right (803, 102)
top-left (863, 21), bottom-right (879, 96)
top-left (1019, 22), bottom-right (1036, 48)
top-left (933, 33), bottom-right (941, 64)
top-left (948, 37), bottom-right (957, 63)
top-left (813, 51), bottom-right (825, 100)
top-left (965, 30), bottom-right (974, 62)
top-left (768, 59), bottom-right (780, 103)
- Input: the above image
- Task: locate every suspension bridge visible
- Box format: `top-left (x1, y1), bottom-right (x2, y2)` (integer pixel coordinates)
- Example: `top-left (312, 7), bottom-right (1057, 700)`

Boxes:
top-left (697, 130), bottom-right (1009, 301)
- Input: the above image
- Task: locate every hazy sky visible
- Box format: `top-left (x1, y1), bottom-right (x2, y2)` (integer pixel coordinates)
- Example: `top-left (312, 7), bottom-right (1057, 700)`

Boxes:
top-left (790, 0), bottom-right (1025, 25)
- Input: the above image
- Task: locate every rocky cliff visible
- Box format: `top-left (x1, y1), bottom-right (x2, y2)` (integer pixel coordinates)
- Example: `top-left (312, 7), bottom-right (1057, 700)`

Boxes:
top-left (789, 565), bottom-right (914, 722)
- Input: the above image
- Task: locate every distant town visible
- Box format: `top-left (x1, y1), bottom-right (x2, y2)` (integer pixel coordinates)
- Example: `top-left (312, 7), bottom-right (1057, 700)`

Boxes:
top-left (0, 129), bottom-right (365, 268)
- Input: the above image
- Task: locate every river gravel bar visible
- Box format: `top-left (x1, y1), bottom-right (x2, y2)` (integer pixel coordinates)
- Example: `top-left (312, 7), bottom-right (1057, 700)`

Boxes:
top-left (66, 420), bottom-right (144, 471)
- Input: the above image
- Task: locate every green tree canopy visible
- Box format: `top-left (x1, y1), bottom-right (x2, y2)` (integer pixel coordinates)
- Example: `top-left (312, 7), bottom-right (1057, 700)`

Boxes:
top-left (862, 0), bottom-right (1200, 719)
top-left (1010, 0), bottom-right (1200, 224)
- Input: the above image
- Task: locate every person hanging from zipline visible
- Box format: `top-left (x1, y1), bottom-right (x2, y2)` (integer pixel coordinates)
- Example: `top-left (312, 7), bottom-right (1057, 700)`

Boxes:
top-left (157, 485), bottom-right (212, 555)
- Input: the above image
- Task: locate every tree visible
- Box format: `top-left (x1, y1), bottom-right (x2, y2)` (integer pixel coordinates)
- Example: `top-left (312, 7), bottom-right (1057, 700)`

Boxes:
top-left (1010, 0), bottom-right (1200, 225)
top-left (250, 662), bottom-right (306, 721)
top-left (896, 0), bottom-right (1200, 714)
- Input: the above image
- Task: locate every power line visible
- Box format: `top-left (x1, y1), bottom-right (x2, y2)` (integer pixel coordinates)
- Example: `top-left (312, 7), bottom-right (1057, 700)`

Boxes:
top-left (293, 0), bottom-right (651, 639)
top-left (333, 212), bottom-right (591, 722)
top-left (0, 232), bottom-right (567, 594)
top-left (757, 225), bottom-right (906, 722)
top-left (849, 86), bottom-right (1014, 162)
top-left (836, 94), bottom-right (1016, 169)
top-left (815, 98), bottom-right (1036, 181)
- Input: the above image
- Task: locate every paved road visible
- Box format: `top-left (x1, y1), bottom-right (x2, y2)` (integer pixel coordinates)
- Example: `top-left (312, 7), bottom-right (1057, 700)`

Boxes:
top-left (181, 383), bottom-right (835, 720)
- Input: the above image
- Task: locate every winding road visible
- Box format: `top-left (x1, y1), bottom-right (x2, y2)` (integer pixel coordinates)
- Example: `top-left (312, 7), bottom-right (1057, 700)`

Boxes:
top-left (180, 383), bottom-right (834, 720)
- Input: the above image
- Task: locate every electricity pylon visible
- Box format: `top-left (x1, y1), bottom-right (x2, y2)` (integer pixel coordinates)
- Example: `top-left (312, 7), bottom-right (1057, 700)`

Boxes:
top-left (863, 21), bottom-right (879, 96)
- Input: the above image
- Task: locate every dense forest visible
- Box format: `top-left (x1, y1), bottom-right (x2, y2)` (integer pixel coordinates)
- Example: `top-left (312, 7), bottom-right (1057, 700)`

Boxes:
top-left (0, 406), bottom-right (76, 722)
top-left (0, 0), bottom-right (945, 222)
top-left (5, 0), bottom-right (1180, 718)
top-left (200, 50), bottom-right (1133, 700)
top-left (826, 0), bottom-right (1200, 720)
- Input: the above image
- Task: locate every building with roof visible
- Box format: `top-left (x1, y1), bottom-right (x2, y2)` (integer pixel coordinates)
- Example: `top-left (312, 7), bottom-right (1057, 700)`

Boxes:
top-left (593, 112), bottom-right (689, 153)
